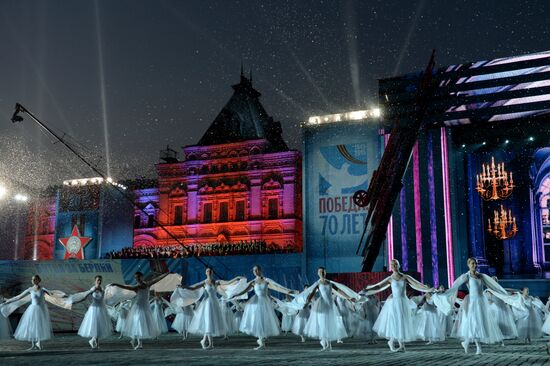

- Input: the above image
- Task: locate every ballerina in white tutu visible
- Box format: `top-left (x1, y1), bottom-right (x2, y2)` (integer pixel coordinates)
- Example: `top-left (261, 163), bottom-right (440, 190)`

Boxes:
top-left (513, 287), bottom-right (544, 343)
top-left (0, 293), bottom-right (13, 340)
top-left (171, 303), bottom-right (194, 340)
top-left (0, 275), bottom-right (69, 350)
top-left (291, 285), bottom-right (311, 343)
top-left (175, 267), bottom-right (244, 349)
top-left (115, 300), bottom-right (132, 338)
top-left (280, 295), bottom-right (296, 335)
top-left (69, 275), bottom-right (113, 349)
top-left (485, 278), bottom-right (517, 344)
top-left (111, 271), bottom-right (169, 350)
top-left (336, 296), bottom-right (356, 340)
top-left (363, 259), bottom-right (433, 352)
top-left (415, 291), bottom-right (447, 344)
top-left (220, 298), bottom-right (238, 339)
top-left (302, 267), bottom-right (357, 351)
top-left (232, 301), bottom-right (244, 333)
top-left (230, 265), bottom-right (296, 350)
top-left (150, 292), bottom-right (169, 335)
top-left (354, 294), bottom-right (380, 344)
top-left (444, 257), bottom-right (510, 355)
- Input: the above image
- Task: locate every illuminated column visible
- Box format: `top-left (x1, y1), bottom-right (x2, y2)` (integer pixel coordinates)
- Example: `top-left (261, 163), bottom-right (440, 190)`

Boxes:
top-left (158, 188), bottom-right (169, 225)
top-left (250, 177), bottom-right (262, 219)
top-left (283, 173), bottom-right (295, 218)
top-left (412, 142), bottom-right (423, 281)
top-left (187, 182), bottom-right (198, 224)
top-left (440, 128), bottom-right (455, 286)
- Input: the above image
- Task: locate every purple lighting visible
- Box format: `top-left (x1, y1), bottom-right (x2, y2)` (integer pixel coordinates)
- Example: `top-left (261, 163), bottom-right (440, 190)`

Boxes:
top-left (412, 143), bottom-right (424, 281)
top-left (440, 128), bottom-right (455, 286)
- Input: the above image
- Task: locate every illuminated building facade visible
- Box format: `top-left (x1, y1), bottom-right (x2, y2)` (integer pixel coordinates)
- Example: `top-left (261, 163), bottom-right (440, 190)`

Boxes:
top-left (134, 73), bottom-right (303, 252)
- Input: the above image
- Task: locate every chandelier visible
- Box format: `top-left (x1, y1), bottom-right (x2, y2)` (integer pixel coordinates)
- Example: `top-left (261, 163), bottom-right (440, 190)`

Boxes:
top-left (487, 205), bottom-right (518, 240)
top-left (476, 157), bottom-right (514, 201)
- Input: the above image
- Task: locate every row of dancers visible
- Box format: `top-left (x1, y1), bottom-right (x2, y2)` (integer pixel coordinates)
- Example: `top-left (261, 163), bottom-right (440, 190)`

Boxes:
top-left (1, 258), bottom-right (549, 354)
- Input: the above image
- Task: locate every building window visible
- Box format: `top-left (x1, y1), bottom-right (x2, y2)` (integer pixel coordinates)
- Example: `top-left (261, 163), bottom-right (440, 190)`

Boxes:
top-left (268, 198), bottom-right (279, 219)
top-left (219, 202), bottom-right (228, 222)
top-left (147, 214), bottom-right (155, 227)
top-left (134, 215), bottom-right (141, 228)
top-left (236, 201), bottom-right (245, 221)
top-left (174, 205), bottom-right (183, 225)
top-left (203, 203), bottom-right (213, 223)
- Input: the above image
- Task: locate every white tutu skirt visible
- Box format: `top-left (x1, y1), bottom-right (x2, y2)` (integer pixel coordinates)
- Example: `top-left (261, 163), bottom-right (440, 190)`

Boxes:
top-left (354, 314), bottom-right (375, 337)
top-left (123, 303), bottom-right (161, 339)
top-left (222, 305), bottom-right (238, 335)
top-left (542, 315), bottom-right (550, 335)
top-left (457, 296), bottom-right (503, 344)
top-left (234, 311), bottom-right (243, 332)
top-left (291, 307), bottom-right (310, 337)
top-left (116, 313), bottom-right (127, 333)
top-left (373, 296), bottom-right (417, 342)
top-left (14, 303), bottom-right (52, 341)
top-left (304, 299), bottom-right (347, 341)
top-left (489, 302), bottom-right (517, 339)
top-left (78, 303), bottom-right (113, 339)
top-left (415, 308), bottom-right (446, 341)
top-left (516, 308), bottom-right (543, 339)
top-left (281, 314), bottom-right (295, 332)
top-left (188, 297), bottom-right (226, 337)
top-left (240, 295), bottom-right (280, 338)
top-left (172, 309), bottom-right (193, 334)
top-left (0, 314), bottom-right (12, 340)
top-left (152, 305), bottom-right (168, 334)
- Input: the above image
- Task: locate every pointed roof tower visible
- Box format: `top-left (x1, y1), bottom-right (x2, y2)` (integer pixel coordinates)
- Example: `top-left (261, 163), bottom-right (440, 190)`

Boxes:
top-left (196, 72), bottom-right (288, 151)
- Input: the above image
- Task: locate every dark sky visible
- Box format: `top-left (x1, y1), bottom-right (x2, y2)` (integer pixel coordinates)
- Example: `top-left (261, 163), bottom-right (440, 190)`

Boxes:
top-left (0, 0), bottom-right (548, 188)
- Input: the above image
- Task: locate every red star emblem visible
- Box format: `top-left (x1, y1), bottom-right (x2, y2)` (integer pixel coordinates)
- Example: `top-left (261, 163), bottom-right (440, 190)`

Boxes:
top-left (59, 225), bottom-right (92, 260)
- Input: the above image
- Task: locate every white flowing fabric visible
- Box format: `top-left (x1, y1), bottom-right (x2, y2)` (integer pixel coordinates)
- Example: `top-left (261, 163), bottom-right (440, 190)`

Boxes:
top-left (220, 299), bottom-right (238, 335)
top-left (239, 282), bottom-right (281, 338)
top-left (115, 300), bottom-right (132, 333)
top-left (103, 285), bottom-right (136, 307)
top-left (513, 295), bottom-right (544, 340)
top-left (170, 278), bottom-right (249, 309)
top-left (372, 278), bottom-right (418, 342)
top-left (304, 282), bottom-right (348, 341)
top-left (447, 273), bottom-right (504, 344)
top-left (150, 298), bottom-right (169, 334)
top-left (12, 288), bottom-right (53, 341)
top-left (123, 287), bottom-right (161, 339)
top-left (77, 288), bottom-right (113, 339)
top-left (150, 274), bottom-right (182, 293)
top-left (0, 288), bottom-right (70, 318)
top-left (415, 297), bottom-right (446, 342)
top-left (188, 283), bottom-right (226, 337)
top-left (485, 291), bottom-right (518, 339)
top-left (291, 305), bottom-right (310, 337)
top-left (336, 296), bottom-right (357, 337)
top-left (171, 305), bottom-right (194, 334)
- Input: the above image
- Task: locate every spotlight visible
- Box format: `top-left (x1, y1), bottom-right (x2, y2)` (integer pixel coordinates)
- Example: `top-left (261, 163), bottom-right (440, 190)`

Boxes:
top-left (14, 194), bottom-right (28, 202)
top-left (529, 136), bottom-right (534, 141)
top-left (372, 108), bottom-right (381, 118)
top-left (461, 144), bottom-right (466, 148)
top-left (0, 185), bottom-right (6, 199)
top-left (505, 140), bottom-right (510, 144)
top-left (482, 142), bottom-right (486, 146)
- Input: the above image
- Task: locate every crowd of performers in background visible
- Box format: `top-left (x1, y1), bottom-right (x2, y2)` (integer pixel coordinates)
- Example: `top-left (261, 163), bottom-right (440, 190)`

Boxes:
top-left (2, 258), bottom-right (550, 355)
top-left (105, 240), bottom-right (297, 259)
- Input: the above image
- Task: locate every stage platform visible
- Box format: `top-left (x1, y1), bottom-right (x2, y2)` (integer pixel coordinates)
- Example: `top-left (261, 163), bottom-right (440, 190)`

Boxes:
top-left (0, 332), bottom-right (548, 366)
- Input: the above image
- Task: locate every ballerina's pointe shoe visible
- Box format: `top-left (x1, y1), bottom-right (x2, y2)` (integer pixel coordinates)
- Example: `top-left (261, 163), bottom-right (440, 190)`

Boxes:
top-left (387, 340), bottom-right (397, 352)
top-left (89, 339), bottom-right (96, 349)
top-left (200, 339), bottom-right (208, 349)
top-left (461, 341), bottom-right (468, 353)
top-left (254, 338), bottom-right (265, 350)
top-left (475, 347), bottom-right (482, 355)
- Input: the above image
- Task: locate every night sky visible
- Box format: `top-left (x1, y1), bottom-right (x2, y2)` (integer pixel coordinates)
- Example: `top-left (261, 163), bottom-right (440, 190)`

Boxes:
top-left (0, 0), bottom-right (548, 188)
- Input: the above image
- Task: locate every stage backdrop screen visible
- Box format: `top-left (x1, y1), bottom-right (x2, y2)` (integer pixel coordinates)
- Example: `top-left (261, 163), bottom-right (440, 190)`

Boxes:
top-left (302, 118), bottom-right (384, 278)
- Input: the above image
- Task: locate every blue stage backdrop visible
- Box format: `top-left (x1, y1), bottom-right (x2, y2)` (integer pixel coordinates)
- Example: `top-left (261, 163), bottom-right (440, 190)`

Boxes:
top-left (302, 116), bottom-right (385, 279)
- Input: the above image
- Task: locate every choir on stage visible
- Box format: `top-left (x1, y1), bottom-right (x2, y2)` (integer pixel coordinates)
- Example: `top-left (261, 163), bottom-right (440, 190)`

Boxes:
top-left (2, 257), bottom-right (550, 355)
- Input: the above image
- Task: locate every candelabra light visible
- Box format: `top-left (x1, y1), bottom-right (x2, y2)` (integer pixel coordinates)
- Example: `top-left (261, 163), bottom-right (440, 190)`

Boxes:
top-left (487, 205), bottom-right (518, 240)
top-left (476, 157), bottom-right (514, 201)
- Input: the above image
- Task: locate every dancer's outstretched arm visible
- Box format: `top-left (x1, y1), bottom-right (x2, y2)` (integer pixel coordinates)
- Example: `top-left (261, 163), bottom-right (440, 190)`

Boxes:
top-left (404, 275), bottom-right (433, 292)
top-left (363, 276), bottom-right (391, 292)
top-left (306, 285), bottom-right (319, 304)
top-left (111, 283), bottom-right (138, 292)
top-left (185, 280), bottom-right (206, 290)
top-left (218, 276), bottom-right (244, 286)
top-left (267, 281), bottom-right (296, 296)
top-left (148, 272), bottom-right (170, 286)
top-left (229, 281), bottom-right (254, 299)
top-left (331, 283), bottom-right (355, 302)
top-left (2, 288), bottom-right (30, 304)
